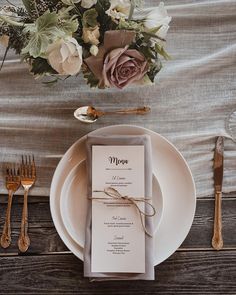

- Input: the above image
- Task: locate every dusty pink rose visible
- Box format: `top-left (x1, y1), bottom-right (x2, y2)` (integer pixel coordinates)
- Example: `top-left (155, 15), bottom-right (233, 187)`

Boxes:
top-left (102, 46), bottom-right (148, 89)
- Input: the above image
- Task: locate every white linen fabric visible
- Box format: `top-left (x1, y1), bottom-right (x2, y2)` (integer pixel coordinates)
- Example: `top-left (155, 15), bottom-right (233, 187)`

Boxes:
top-left (0, 0), bottom-right (235, 198)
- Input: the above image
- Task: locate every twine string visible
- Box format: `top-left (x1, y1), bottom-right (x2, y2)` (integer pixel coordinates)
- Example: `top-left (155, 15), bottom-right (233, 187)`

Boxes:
top-left (89, 187), bottom-right (156, 237)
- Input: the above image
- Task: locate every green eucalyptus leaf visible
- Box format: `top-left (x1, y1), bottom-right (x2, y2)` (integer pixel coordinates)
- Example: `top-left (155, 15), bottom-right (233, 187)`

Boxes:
top-left (22, 11), bottom-right (71, 58)
top-left (57, 8), bottom-right (79, 33)
top-left (82, 8), bottom-right (98, 28)
top-left (155, 43), bottom-right (171, 60)
top-left (36, 11), bottom-right (58, 30)
top-left (22, 33), bottom-right (48, 58)
top-left (59, 17), bottom-right (78, 33)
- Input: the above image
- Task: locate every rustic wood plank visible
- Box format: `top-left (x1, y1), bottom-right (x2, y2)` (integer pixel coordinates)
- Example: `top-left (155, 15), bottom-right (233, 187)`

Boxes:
top-left (0, 199), bottom-right (67, 254)
top-left (0, 251), bottom-right (235, 294)
top-left (182, 197), bottom-right (236, 249)
top-left (0, 196), bottom-right (235, 254)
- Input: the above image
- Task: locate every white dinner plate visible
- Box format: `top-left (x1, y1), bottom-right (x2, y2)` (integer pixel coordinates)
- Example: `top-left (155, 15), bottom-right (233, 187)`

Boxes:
top-left (50, 125), bottom-right (196, 265)
top-left (60, 160), bottom-right (164, 247)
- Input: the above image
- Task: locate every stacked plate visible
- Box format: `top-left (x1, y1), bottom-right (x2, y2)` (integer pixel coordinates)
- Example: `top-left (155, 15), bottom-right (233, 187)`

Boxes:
top-left (50, 125), bottom-right (196, 265)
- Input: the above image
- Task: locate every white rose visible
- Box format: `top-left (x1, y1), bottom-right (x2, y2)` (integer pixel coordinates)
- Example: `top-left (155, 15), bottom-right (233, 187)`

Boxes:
top-left (0, 35), bottom-right (9, 47)
top-left (143, 2), bottom-right (171, 39)
top-left (106, 0), bottom-right (131, 19)
top-left (134, 2), bottom-right (171, 40)
top-left (62, 0), bottom-right (97, 8)
top-left (47, 37), bottom-right (83, 76)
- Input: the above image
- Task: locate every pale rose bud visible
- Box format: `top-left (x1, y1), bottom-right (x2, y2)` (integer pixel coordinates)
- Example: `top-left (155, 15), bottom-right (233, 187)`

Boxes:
top-left (90, 45), bottom-right (99, 56)
top-left (82, 26), bottom-right (100, 45)
top-left (46, 37), bottom-right (83, 76)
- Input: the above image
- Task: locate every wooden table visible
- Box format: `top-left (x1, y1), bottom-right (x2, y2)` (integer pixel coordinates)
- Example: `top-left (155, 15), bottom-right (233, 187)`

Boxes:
top-left (0, 190), bottom-right (235, 294)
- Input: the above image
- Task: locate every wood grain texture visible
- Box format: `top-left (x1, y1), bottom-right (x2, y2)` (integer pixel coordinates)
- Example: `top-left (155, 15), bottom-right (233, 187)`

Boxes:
top-left (0, 196), bottom-right (235, 254)
top-left (0, 251), bottom-right (235, 294)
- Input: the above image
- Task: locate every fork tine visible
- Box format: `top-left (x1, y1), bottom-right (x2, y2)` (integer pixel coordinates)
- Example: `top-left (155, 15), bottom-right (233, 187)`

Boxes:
top-left (26, 155), bottom-right (29, 177)
top-left (10, 167), bottom-right (14, 181)
top-left (20, 155), bottom-right (36, 179)
top-left (6, 165), bottom-right (10, 182)
top-left (27, 156), bottom-right (31, 178)
top-left (13, 166), bottom-right (16, 176)
top-left (21, 156), bottom-right (25, 177)
top-left (31, 155), bottom-right (36, 178)
top-left (6, 166), bottom-right (9, 175)
top-left (12, 164), bottom-right (19, 181)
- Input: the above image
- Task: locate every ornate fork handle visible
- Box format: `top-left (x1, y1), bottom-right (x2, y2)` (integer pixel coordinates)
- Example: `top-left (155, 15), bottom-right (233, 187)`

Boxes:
top-left (0, 191), bottom-right (13, 248)
top-left (18, 188), bottom-right (30, 252)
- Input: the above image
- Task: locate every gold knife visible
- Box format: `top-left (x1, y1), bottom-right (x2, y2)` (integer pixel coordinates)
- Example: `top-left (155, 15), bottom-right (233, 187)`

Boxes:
top-left (212, 136), bottom-right (224, 250)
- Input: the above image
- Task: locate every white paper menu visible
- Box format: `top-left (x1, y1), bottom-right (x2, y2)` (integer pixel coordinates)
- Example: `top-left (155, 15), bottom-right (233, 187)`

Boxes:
top-left (91, 145), bottom-right (145, 273)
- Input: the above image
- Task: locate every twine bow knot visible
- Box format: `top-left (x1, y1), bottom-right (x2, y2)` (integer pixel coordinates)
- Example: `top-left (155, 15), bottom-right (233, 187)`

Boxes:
top-left (90, 187), bottom-right (156, 237)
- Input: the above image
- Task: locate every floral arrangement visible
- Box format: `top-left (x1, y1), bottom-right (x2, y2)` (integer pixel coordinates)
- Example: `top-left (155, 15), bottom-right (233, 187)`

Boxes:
top-left (0, 0), bottom-right (171, 89)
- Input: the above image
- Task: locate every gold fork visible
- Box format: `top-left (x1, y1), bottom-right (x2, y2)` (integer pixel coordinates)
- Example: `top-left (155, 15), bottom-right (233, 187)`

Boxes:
top-left (18, 155), bottom-right (36, 253)
top-left (0, 165), bottom-right (20, 248)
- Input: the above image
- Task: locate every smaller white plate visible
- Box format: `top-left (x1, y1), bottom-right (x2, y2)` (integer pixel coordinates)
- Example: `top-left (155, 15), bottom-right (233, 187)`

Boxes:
top-left (60, 160), bottom-right (164, 247)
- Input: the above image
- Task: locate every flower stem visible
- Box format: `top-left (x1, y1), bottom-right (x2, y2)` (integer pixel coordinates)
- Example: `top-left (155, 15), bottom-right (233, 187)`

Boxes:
top-left (0, 45), bottom-right (10, 71)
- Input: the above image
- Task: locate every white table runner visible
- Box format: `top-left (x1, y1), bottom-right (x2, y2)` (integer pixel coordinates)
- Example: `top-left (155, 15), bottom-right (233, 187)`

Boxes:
top-left (0, 0), bottom-right (235, 197)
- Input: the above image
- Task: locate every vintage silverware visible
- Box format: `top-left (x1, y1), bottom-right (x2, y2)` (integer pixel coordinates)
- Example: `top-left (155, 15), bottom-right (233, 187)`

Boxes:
top-left (212, 136), bottom-right (224, 250)
top-left (0, 165), bottom-right (20, 248)
top-left (74, 106), bottom-right (151, 123)
top-left (18, 155), bottom-right (36, 253)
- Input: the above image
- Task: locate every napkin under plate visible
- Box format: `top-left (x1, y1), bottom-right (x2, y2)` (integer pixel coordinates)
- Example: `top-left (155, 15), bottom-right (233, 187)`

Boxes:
top-left (84, 134), bottom-right (154, 280)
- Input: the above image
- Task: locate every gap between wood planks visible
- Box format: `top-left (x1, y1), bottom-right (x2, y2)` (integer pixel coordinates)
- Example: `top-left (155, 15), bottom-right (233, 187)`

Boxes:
top-left (1, 248), bottom-right (236, 258)
top-left (0, 193), bottom-right (236, 203)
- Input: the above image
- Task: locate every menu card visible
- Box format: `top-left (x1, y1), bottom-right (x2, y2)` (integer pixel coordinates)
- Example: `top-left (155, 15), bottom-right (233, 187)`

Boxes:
top-left (91, 145), bottom-right (145, 273)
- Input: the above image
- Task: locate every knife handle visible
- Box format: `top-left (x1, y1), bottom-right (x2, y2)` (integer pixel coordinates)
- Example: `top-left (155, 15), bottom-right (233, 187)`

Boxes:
top-left (212, 191), bottom-right (223, 250)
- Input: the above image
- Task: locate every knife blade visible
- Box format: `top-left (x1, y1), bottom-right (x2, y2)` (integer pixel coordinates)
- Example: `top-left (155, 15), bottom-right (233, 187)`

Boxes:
top-left (212, 136), bottom-right (224, 250)
top-left (214, 136), bottom-right (224, 192)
